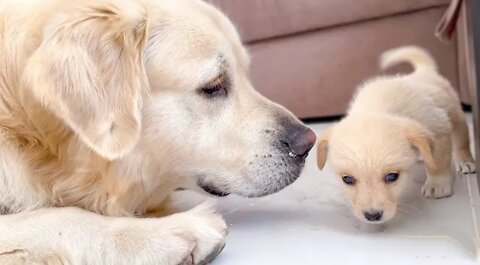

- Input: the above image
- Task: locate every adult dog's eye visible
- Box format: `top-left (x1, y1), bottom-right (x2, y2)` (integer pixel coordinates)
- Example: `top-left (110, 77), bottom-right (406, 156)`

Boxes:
top-left (342, 175), bottom-right (356, 185)
top-left (384, 172), bottom-right (399, 183)
top-left (200, 84), bottom-right (227, 98)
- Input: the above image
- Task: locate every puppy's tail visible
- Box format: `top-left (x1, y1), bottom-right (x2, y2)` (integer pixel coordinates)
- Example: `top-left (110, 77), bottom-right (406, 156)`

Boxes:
top-left (380, 46), bottom-right (437, 73)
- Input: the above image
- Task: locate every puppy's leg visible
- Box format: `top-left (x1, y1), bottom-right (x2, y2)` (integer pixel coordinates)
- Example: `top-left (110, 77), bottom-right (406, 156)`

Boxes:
top-left (422, 134), bottom-right (454, 199)
top-left (0, 204), bottom-right (227, 265)
top-left (450, 107), bottom-right (475, 174)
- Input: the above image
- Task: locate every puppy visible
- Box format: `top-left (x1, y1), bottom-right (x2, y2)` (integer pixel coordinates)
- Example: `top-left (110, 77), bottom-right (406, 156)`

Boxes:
top-left (317, 46), bottom-right (475, 223)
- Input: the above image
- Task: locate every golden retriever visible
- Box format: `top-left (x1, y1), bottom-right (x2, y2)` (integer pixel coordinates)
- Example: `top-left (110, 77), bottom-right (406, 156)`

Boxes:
top-left (0, 0), bottom-right (316, 264)
top-left (317, 46), bottom-right (475, 224)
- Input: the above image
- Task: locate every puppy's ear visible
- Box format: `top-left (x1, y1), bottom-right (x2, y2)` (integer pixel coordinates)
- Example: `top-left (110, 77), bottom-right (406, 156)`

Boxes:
top-left (25, 1), bottom-right (150, 160)
top-left (317, 129), bottom-right (331, 170)
top-left (404, 121), bottom-right (436, 170)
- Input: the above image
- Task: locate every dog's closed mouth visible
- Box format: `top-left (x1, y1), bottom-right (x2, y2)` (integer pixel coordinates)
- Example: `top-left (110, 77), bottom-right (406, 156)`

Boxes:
top-left (199, 184), bottom-right (230, 197)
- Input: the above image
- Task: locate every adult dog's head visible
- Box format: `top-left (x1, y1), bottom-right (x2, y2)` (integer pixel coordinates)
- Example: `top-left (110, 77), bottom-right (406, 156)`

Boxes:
top-left (25, 0), bottom-right (315, 198)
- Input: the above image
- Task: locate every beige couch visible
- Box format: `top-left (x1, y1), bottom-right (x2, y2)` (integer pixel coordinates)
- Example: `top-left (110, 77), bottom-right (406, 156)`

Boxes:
top-left (207, 0), bottom-right (467, 119)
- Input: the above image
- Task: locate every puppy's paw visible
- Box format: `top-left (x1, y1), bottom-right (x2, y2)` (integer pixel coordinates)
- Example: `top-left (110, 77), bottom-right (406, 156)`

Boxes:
top-left (169, 201), bottom-right (228, 265)
top-left (458, 161), bottom-right (476, 174)
top-left (422, 177), bottom-right (453, 199)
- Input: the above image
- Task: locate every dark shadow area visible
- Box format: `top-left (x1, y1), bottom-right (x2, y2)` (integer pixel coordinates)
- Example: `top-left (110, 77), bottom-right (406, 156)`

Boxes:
top-left (301, 115), bottom-right (343, 124)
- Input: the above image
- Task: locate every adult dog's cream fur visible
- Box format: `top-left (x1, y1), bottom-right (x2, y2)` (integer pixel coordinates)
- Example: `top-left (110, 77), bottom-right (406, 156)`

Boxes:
top-left (0, 0), bottom-right (314, 264)
top-left (317, 46), bottom-right (475, 223)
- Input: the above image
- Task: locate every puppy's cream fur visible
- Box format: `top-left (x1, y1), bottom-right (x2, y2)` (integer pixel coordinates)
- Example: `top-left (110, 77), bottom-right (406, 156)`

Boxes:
top-left (0, 0), bottom-right (311, 263)
top-left (317, 46), bottom-right (475, 223)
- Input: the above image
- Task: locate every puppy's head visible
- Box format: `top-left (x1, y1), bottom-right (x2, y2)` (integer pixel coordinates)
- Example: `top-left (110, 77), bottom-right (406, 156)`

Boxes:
top-left (317, 114), bottom-right (435, 223)
top-left (25, 0), bottom-right (315, 198)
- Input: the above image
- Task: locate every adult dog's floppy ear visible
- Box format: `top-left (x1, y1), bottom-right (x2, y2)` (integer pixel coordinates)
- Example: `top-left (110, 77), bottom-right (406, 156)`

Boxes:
top-left (404, 120), bottom-right (436, 171)
top-left (25, 1), bottom-right (150, 160)
top-left (317, 129), bottom-right (331, 170)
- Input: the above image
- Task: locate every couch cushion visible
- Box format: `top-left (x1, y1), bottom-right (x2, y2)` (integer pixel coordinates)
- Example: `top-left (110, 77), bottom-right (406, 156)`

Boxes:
top-left (246, 7), bottom-right (458, 118)
top-left (206, 0), bottom-right (450, 43)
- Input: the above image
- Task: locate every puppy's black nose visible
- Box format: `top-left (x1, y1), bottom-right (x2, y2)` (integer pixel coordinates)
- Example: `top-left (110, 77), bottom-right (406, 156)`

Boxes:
top-left (283, 123), bottom-right (316, 157)
top-left (364, 211), bottom-right (383, 222)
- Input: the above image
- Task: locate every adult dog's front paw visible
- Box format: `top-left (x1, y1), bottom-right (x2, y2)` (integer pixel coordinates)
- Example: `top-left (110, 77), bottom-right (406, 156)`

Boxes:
top-left (0, 250), bottom-right (64, 265)
top-left (107, 202), bottom-right (228, 265)
top-left (422, 176), bottom-right (453, 199)
top-left (167, 202), bottom-right (228, 265)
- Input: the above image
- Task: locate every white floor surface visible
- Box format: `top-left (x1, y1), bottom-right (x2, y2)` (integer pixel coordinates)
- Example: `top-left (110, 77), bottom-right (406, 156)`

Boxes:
top-left (178, 120), bottom-right (480, 265)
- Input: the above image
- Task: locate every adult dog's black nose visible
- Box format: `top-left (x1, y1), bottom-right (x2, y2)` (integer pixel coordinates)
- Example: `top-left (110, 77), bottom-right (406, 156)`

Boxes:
top-left (283, 123), bottom-right (316, 157)
top-left (364, 211), bottom-right (383, 222)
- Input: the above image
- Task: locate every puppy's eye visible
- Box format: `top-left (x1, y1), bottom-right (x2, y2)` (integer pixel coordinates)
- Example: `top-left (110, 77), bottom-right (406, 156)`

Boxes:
top-left (200, 84), bottom-right (227, 98)
top-left (342, 175), bottom-right (356, 185)
top-left (384, 172), bottom-right (399, 183)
